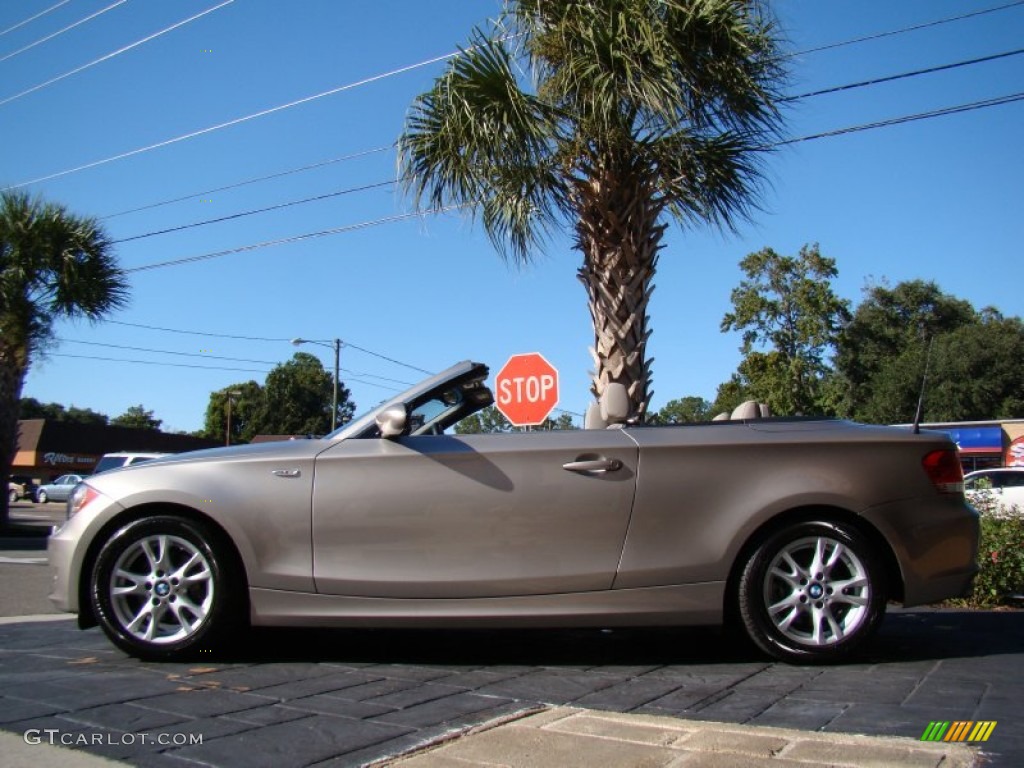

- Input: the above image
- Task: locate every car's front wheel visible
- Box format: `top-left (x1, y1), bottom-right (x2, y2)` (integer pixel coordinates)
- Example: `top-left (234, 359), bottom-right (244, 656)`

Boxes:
top-left (737, 520), bottom-right (886, 664)
top-left (8, 488), bottom-right (16, 504)
top-left (90, 516), bottom-right (243, 660)
top-left (35, 490), bottom-right (47, 504)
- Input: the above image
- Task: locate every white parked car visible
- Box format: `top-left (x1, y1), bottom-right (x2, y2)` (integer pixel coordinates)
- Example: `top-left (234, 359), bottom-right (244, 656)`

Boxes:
top-left (964, 468), bottom-right (1024, 514)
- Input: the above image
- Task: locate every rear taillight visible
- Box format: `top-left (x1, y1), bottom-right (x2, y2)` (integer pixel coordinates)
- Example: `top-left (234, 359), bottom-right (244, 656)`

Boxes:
top-left (922, 449), bottom-right (964, 494)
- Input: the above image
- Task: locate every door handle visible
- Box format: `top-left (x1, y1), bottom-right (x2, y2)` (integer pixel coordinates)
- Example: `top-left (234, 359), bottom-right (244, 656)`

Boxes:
top-left (562, 458), bottom-right (623, 474)
top-left (271, 469), bottom-right (301, 478)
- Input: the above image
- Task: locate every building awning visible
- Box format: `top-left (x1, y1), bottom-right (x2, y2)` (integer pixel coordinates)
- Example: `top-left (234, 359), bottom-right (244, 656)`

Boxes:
top-left (935, 426), bottom-right (1004, 455)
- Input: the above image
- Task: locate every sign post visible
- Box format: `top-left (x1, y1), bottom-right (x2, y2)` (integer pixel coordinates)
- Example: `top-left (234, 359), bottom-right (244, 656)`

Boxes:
top-left (494, 353), bottom-right (560, 427)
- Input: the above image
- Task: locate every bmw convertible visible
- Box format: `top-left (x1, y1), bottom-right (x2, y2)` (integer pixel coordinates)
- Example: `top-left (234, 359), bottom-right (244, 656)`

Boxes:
top-left (49, 360), bottom-right (978, 664)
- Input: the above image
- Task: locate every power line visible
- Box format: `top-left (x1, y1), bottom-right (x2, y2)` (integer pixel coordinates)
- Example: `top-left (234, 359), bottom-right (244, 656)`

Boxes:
top-left (56, 337), bottom-right (415, 388)
top-left (99, 146), bottom-right (391, 219)
top-left (112, 93), bottom-right (1016, 272)
top-left (4, 48), bottom-right (461, 190)
top-left (56, 337), bottom-right (279, 365)
top-left (110, 180), bottom-right (394, 243)
top-left (0, 0), bottom-right (129, 64)
top-left (789, 0), bottom-right (1024, 57)
top-left (106, 47), bottom-right (1022, 246)
top-left (0, 0), bottom-right (235, 108)
top-left (107, 320), bottom-right (435, 375)
top-left (8, 2), bottom-right (1018, 192)
top-left (122, 207), bottom-right (458, 275)
top-left (777, 91), bottom-right (1024, 146)
top-left (782, 48), bottom-right (1024, 103)
top-left (0, 0), bottom-right (73, 37)
top-left (50, 352), bottom-right (271, 375)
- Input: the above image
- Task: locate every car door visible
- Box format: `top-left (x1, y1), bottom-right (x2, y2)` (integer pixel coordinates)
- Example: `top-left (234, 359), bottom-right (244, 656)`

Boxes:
top-left (311, 429), bottom-right (638, 598)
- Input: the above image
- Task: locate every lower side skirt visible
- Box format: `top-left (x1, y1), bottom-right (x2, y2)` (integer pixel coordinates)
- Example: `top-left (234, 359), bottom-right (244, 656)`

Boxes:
top-left (248, 582), bottom-right (725, 629)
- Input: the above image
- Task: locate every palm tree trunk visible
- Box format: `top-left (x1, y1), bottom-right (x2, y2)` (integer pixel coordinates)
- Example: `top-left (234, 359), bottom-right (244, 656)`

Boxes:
top-left (572, 166), bottom-right (665, 418)
top-left (0, 355), bottom-right (26, 528)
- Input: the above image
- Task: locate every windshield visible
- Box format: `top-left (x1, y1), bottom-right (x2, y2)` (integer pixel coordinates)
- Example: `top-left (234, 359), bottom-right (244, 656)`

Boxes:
top-left (93, 457), bottom-right (128, 474)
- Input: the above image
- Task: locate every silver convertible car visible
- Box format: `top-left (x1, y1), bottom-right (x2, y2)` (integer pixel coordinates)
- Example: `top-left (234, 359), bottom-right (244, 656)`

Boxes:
top-left (49, 361), bottom-right (978, 664)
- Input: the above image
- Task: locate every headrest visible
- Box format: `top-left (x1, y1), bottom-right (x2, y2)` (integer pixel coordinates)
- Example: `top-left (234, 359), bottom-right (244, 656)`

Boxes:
top-left (730, 400), bottom-right (772, 420)
top-left (584, 401), bottom-right (607, 429)
top-left (600, 383), bottom-right (630, 425)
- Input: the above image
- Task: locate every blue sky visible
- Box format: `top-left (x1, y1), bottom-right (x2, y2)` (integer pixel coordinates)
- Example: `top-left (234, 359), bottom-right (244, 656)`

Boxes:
top-left (2, 0), bottom-right (1022, 433)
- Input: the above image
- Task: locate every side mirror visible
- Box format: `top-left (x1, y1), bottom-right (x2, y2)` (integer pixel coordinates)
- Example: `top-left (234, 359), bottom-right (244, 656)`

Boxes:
top-left (376, 405), bottom-right (408, 439)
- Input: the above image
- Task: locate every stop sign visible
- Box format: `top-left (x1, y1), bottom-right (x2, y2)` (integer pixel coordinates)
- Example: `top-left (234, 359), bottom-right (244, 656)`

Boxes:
top-left (494, 353), bottom-right (559, 426)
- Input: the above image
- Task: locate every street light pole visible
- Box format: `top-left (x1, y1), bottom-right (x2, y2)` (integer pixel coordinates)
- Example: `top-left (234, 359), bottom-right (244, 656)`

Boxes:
top-left (332, 338), bottom-right (340, 432)
top-left (291, 337), bottom-right (342, 431)
top-left (225, 390), bottom-right (242, 446)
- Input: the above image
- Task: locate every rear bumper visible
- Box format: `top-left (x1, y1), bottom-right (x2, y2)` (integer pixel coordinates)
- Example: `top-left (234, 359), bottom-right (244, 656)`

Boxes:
top-left (861, 495), bottom-right (979, 606)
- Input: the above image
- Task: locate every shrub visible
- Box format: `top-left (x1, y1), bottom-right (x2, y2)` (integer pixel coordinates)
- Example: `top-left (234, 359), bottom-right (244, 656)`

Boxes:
top-left (953, 492), bottom-right (1024, 608)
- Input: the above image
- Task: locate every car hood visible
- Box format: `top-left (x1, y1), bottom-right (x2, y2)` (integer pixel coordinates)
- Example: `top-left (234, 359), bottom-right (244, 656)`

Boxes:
top-left (94, 439), bottom-right (330, 477)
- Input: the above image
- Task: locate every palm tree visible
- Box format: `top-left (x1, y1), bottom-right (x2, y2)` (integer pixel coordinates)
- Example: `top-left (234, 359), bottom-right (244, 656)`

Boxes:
top-left (400, 0), bottom-right (785, 416)
top-left (1, 191), bottom-right (128, 525)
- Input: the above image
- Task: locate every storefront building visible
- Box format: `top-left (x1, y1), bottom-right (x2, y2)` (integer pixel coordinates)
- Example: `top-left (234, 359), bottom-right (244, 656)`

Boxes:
top-left (13, 420), bottom-right (219, 481)
top-left (913, 419), bottom-right (1024, 473)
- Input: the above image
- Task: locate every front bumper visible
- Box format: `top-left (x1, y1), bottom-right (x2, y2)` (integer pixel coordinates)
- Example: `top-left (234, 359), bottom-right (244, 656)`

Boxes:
top-left (47, 490), bottom-right (125, 616)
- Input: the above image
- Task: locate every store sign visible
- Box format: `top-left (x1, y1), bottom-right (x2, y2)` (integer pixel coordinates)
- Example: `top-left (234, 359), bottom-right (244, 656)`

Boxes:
top-left (937, 427), bottom-right (1004, 455)
top-left (1006, 436), bottom-right (1024, 467)
top-left (43, 452), bottom-right (96, 468)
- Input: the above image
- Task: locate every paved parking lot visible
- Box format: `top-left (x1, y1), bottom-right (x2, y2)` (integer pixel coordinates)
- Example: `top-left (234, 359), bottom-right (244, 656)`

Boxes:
top-left (0, 607), bottom-right (1020, 766)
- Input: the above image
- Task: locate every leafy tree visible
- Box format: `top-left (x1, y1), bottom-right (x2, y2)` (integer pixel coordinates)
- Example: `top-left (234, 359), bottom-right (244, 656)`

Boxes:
top-left (19, 397), bottom-right (109, 426)
top-left (709, 374), bottom-right (749, 418)
top-left (400, 0), bottom-right (785, 417)
top-left (201, 381), bottom-right (264, 444)
top-left (110, 404), bottom-right (162, 431)
top-left (255, 353), bottom-right (355, 436)
top-left (839, 290), bottom-right (1024, 423)
top-left (836, 280), bottom-right (976, 422)
top-left (456, 406), bottom-right (578, 433)
top-left (720, 244), bottom-right (850, 415)
top-left (1, 191), bottom-right (127, 524)
top-left (648, 396), bottom-right (713, 424)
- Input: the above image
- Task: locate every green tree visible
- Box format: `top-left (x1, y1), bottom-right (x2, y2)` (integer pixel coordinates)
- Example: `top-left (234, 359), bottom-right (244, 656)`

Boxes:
top-left (648, 396), bottom-right (713, 424)
top-left (1, 191), bottom-right (127, 524)
top-left (400, 0), bottom-right (785, 416)
top-left (836, 280), bottom-right (976, 422)
top-left (110, 404), bottom-right (162, 431)
top-left (720, 244), bottom-right (850, 415)
top-left (202, 381), bottom-right (264, 445)
top-left (19, 397), bottom-right (109, 426)
top-left (838, 286), bottom-right (1024, 423)
top-left (709, 374), bottom-right (749, 418)
top-left (255, 353), bottom-right (355, 436)
top-left (456, 406), bottom-right (578, 433)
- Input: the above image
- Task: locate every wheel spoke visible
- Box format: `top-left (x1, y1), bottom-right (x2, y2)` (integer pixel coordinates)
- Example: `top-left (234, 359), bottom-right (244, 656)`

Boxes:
top-left (112, 568), bottom-right (147, 596)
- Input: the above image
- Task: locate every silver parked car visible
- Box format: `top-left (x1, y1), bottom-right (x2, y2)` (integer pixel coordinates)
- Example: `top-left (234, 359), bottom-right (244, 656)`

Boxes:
top-left (49, 361), bottom-right (978, 664)
top-left (35, 474), bottom-right (86, 504)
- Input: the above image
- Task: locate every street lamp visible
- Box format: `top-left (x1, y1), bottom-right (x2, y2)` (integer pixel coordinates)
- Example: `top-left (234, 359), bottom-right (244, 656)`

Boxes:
top-left (225, 390), bottom-right (242, 446)
top-left (291, 337), bottom-right (342, 431)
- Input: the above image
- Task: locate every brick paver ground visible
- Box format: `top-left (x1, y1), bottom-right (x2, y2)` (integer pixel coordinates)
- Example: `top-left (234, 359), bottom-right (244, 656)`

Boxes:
top-left (0, 608), bottom-right (1020, 766)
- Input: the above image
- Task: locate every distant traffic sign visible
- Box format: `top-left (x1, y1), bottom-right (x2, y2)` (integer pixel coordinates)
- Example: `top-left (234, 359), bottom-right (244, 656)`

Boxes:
top-left (494, 353), bottom-right (559, 427)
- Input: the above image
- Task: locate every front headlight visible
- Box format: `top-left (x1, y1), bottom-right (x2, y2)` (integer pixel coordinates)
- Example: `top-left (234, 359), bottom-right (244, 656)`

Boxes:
top-left (67, 483), bottom-right (100, 519)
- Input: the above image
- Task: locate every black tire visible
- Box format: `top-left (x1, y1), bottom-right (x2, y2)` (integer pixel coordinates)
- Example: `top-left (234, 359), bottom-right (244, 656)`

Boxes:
top-left (8, 488), bottom-right (17, 504)
top-left (36, 490), bottom-right (47, 504)
top-left (737, 520), bottom-right (886, 664)
top-left (90, 515), bottom-right (244, 661)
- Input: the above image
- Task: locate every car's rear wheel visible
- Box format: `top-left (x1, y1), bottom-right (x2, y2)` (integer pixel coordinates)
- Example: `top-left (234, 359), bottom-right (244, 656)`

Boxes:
top-left (738, 520), bottom-right (886, 664)
top-left (90, 516), bottom-right (242, 661)
top-left (8, 488), bottom-right (16, 504)
top-left (36, 490), bottom-right (47, 504)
